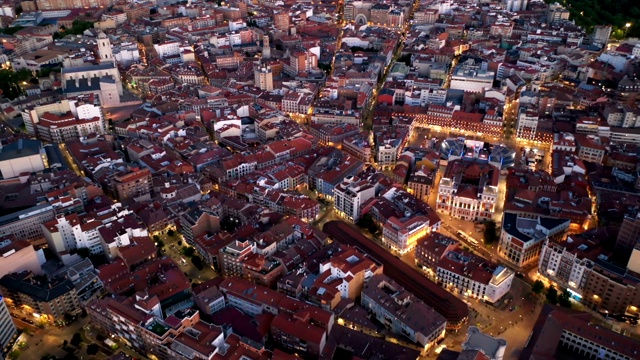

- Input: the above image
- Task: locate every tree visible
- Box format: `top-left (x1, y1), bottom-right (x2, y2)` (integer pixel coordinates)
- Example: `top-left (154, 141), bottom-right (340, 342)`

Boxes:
top-left (398, 53), bottom-right (412, 66)
top-left (153, 235), bottom-right (160, 242)
top-left (8, 350), bottom-right (20, 360)
top-left (70, 332), bottom-right (82, 347)
top-left (0, 68), bottom-right (32, 99)
top-left (559, 290), bottom-right (572, 308)
top-left (532, 280), bottom-right (545, 295)
top-left (546, 286), bottom-right (559, 305)
top-left (318, 63), bottom-right (332, 74)
top-left (191, 255), bottom-right (204, 270)
top-left (155, 239), bottom-right (164, 248)
top-left (483, 220), bottom-right (498, 244)
top-left (87, 343), bottom-right (99, 355)
top-left (181, 246), bottom-right (195, 257)
top-left (15, 5), bottom-right (22, 16)
top-left (77, 247), bottom-right (91, 258)
top-left (220, 216), bottom-right (240, 232)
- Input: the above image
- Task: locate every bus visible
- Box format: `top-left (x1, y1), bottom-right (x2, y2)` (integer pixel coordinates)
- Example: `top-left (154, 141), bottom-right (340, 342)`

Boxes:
top-left (457, 231), bottom-right (479, 247)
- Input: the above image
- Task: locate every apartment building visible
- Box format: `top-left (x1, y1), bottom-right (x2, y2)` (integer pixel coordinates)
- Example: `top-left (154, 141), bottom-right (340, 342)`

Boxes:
top-left (436, 159), bottom-right (499, 221)
top-left (0, 297), bottom-right (17, 351)
top-left (107, 168), bottom-right (152, 202)
top-left (342, 131), bottom-right (372, 162)
top-left (0, 271), bottom-right (82, 321)
top-left (498, 212), bottom-right (570, 268)
top-left (416, 233), bottom-right (514, 304)
top-left (218, 240), bottom-right (255, 278)
top-left (0, 238), bottom-right (43, 278)
top-left (522, 306), bottom-right (640, 360)
top-left (382, 215), bottom-right (431, 254)
top-left (615, 212), bottom-right (640, 256)
top-left (308, 245), bottom-right (382, 309)
top-left (575, 134), bottom-right (606, 164)
top-left (540, 228), bottom-right (618, 296)
top-left (407, 166), bottom-right (436, 203)
top-left (361, 274), bottom-right (447, 352)
top-left (333, 176), bottom-right (376, 223)
top-left (0, 139), bottom-right (46, 179)
top-left (0, 204), bottom-right (55, 243)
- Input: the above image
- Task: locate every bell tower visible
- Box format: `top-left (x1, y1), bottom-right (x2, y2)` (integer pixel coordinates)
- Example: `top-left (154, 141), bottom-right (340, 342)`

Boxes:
top-left (262, 35), bottom-right (271, 60)
top-left (97, 32), bottom-right (114, 63)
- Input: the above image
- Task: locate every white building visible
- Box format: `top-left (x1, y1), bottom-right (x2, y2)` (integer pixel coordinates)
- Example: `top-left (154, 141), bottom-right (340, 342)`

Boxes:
top-left (382, 215), bottom-right (432, 254)
top-left (0, 297), bottom-right (17, 350)
top-left (516, 105), bottom-right (540, 140)
top-left (0, 139), bottom-right (46, 179)
top-left (333, 176), bottom-right (375, 222)
top-left (416, 233), bottom-right (514, 304)
top-left (450, 60), bottom-right (495, 93)
top-left (538, 231), bottom-right (603, 296)
top-left (498, 212), bottom-right (570, 268)
top-left (505, 0), bottom-right (528, 12)
top-left (361, 274), bottom-right (446, 352)
top-left (0, 237), bottom-right (44, 278)
top-left (463, 327), bottom-right (507, 360)
top-left (154, 41), bottom-right (181, 59)
top-left (22, 96), bottom-right (105, 140)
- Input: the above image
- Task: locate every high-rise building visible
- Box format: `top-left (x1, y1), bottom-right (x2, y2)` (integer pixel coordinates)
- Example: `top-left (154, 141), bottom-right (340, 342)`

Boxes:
top-left (505, 0), bottom-right (528, 12)
top-left (254, 66), bottom-right (273, 91)
top-left (333, 176), bottom-right (375, 223)
top-left (616, 212), bottom-right (640, 258)
top-left (0, 296), bottom-right (17, 351)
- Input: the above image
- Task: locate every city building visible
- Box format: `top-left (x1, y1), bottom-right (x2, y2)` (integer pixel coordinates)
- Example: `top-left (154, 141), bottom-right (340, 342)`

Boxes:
top-left (436, 159), bottom-right (499, 221)
top-left (0, 296), bottom-right (16, 352)
top-left (332, 176), bottom-right (376, 223)
top-left (382, 215), bottom-right (432, 254)
top-left (416, 233), bottom-right (514, 304)
top-left (407, 166), bottom-right (436, 203)
top-left (0, 139), bottom-right (46, 179)
top-left (0, 204), bottom-right (56, 243)
top-left (107, 167), bottom-right (153, 202)
top-left (61, 32), bottom-right (124, 108)
top-left (22, 95), bottom-right (105, 140)
top-left (538, 228), bottom-right (606, 297)
top-left (361, 274), bottom-right (447, 353)
top-left (0, 237), bottom-right (44, 278)
top-left (498, 212), bottom-right (570, 268)
top-left (462, 326), bottom-right (507, 360)
top-left (308, 245), bottom-right (382, 309)
top-left (0, 271), bottom-right (82, 322)
top-left (254, 66), bottom-right (273, 91)
top-left (615, 212), bottom-right (640, 257)
top-left (218, 239), bottom-right (255, 278)
top-left (450, 60), bottom-right (495, 93)
top-left (521, 305), bottom-right (640, 360)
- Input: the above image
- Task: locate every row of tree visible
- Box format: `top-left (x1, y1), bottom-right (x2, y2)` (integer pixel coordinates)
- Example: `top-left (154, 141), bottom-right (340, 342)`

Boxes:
top-left (532, 280), bottom-right (572, 308)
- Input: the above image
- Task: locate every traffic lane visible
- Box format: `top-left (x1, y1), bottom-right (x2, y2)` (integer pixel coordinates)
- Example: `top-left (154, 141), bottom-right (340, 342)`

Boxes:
top-left (12, 317), bottom-right (39, 332)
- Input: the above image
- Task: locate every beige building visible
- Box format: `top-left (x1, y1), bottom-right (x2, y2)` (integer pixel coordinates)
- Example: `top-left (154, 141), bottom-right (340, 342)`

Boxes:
top-left (0, 139), bottom-right (46, 179)
top-left (0, 272), bottom-right (82, 321)
top-left (254, 66), bottom-right (274, 91)
top-left (308, 245), bottom-right (382, 309)
top-left (0, 239), bottom-right (43, 278)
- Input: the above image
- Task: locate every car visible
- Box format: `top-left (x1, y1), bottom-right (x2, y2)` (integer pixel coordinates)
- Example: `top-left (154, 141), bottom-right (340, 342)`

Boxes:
top-left (10, 313), bottom-right (18, 318)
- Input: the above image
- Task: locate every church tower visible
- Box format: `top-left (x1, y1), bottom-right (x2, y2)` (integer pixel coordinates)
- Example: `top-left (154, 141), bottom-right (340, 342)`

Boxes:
top-left (262, 35), bottom-right (271, 60)
top-left (97, 32), bottom-right (114, 63)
